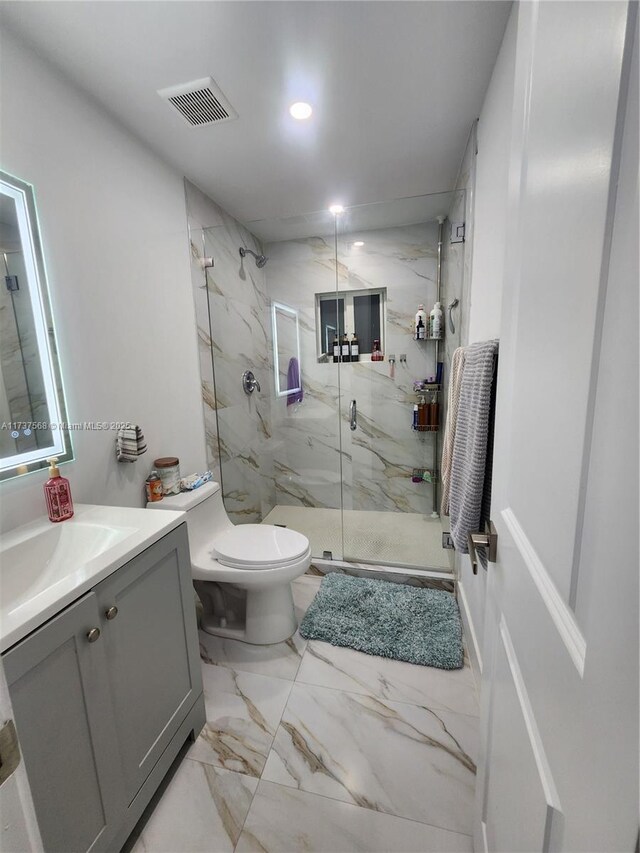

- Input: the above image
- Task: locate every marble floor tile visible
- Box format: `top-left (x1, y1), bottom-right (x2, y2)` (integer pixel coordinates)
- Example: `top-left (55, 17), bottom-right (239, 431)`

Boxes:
top-left (236, 780), bottom-right (473, 853)
top-left (262, 683), bottom-right (478, 836)
top-left (199, 628), bottom-right (307, 681)
top-left (292, 575), bottom-right (322, 620)
top-left (131, 758), bottom-right (257, 853)
top-left (297, 640), bottom-right (479, 716)
top-left (189, 664), bottom-right (292, 777)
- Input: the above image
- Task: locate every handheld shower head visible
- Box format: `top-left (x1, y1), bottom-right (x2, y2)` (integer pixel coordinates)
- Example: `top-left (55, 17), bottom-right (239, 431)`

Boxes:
top-left (239, 247), bottom-right (268, 268)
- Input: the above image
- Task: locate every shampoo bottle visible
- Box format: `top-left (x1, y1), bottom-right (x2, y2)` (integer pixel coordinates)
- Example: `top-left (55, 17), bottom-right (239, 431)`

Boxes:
top-left (350, 333), bottom-right (360, 362)
top-left (332, 334), bottom-right (340, 363)
top-left (44, 457), bottom-right (74, 522)
top-left (430, 302), bottom-right (443, 339)
top-left (341, 333), bottom-right (350, 362)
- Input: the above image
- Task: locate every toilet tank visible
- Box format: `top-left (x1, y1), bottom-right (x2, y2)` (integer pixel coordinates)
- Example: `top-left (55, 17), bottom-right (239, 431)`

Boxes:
top-left (146, 481), bottom-right (232, 554)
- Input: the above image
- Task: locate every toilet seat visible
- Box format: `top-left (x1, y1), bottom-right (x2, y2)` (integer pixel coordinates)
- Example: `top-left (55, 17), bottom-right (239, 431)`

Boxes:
top-left (212, 524), bottom-right (309, 571)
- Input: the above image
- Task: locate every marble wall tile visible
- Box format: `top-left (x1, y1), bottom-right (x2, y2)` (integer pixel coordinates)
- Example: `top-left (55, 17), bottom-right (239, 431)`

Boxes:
top-left (265, 222), bottom-right (444, 519)
top-left (185, 179), bottom-right (276, 521)
top-left (261, 682), bottom-right (478, 835)
top-left (237, 780), bottom-right (473, 853)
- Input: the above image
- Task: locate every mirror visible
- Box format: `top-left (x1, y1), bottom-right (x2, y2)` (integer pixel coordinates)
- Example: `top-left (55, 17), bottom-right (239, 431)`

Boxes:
top-left (271, 301), bottom-right (301, 398)
top-left (0, 171), bottom-right (71, 480)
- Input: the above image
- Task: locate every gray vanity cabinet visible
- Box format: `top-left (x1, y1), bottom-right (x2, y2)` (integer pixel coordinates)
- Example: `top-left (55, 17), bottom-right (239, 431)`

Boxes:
top-left (3, 591), bottom-right (126, 853)
top-left (3, 523), bottom-right (204, 853)
top-left (94, 524), bottom-right (202, 803)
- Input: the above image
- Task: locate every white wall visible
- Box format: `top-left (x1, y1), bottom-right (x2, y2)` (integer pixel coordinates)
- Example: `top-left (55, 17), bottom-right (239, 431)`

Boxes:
top-left (456, 5), bottom-right (518, 676)
top-left (0, 29), bottom-right (206, 532)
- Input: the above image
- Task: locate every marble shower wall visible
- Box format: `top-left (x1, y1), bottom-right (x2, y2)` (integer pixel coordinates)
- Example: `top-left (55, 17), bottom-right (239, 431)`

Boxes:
top-left (266, 221), bottom-right (442, 517)
top-left (185, 180), bottom-right (275, 523)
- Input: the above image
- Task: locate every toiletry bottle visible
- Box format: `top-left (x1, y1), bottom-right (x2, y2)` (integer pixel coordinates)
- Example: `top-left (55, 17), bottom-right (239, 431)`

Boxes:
top-left (332, 334), bottom-right (340, 364)
top-left (371, 339), bottom-right (383, 361)
top-left (430, 302), bottom-right (443, 339)
top-left (418, 396), bottom-right (427, 429)
top-left (430, 392), bottom-right (440, 429)
top-left (350, 333), bottom-right (359, 362)
top-left (44, 457), bottom-right (74, 522)
top-left (145, 469), bottom-right (163, 502)
top-left (412, 403), bottom-right (419, 431)
top-left (341, 333), bottom-right (350, 363)
top-left (415, 304), bottom-right (427, 339)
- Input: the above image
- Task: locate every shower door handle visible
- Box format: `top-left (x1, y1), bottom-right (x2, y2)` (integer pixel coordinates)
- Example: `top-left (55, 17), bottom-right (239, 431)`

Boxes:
top-left (349, 399), bottom-right (357, 431)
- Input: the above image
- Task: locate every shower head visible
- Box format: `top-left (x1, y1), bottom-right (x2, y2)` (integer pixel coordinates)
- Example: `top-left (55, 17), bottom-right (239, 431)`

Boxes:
top-left (239, 247), bottom-right (268, 268)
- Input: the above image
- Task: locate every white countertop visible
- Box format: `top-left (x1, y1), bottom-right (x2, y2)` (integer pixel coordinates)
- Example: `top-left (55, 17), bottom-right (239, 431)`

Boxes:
top-left (0, 504), bottom-right (187, 653)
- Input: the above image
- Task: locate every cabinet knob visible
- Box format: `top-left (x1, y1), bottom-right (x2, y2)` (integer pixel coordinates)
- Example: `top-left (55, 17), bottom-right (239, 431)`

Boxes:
top-left (87, 627), bottom-right (101, 643)
top-left (105, 606), bottom-right (118, 621)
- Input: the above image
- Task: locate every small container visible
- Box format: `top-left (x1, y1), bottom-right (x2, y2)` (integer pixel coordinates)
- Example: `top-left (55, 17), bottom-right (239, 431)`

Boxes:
top-left (154, 456), bottom-right (181, 495)
top-left (412, 403), bottom-right (419, 430)
top-left (44, 457), bottom-right (74, 522)
top-left (371, 339), bottom-right (384, 361)
top-left (145, 469), bottom-right (163, 502)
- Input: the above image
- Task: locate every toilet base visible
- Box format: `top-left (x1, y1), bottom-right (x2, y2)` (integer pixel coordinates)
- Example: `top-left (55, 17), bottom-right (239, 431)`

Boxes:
top-left (195, 580), bottom-right (298, 645)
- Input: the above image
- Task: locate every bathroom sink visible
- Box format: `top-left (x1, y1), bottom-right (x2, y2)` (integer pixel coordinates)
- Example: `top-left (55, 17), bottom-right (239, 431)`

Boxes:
top-left (0, 504), bottom-right (186, 652)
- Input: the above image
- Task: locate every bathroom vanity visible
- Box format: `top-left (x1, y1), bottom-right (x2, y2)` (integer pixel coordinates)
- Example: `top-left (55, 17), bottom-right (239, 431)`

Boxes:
top-left (0, 506), bottom-right (205, 852)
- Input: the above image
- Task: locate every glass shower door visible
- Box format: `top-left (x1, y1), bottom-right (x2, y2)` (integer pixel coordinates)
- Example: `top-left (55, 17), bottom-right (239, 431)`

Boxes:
top-left (335, 194), bottom-right (461, 571)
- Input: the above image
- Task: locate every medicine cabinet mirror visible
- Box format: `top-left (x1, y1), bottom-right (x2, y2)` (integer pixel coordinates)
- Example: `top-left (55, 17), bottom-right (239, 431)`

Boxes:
top-left (271, 301), bottom-right (301, 398)
top-left (0, 171), bottom-right (71, 480)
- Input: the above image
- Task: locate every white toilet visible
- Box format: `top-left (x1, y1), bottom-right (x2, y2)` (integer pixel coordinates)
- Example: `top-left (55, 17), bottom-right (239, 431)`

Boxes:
top-left (147, 481), bottom-right (311, 644)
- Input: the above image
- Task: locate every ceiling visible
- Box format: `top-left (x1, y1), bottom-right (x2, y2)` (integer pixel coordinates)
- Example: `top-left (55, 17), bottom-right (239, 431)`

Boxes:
top-left (0, 1), bottom-right (511, 229)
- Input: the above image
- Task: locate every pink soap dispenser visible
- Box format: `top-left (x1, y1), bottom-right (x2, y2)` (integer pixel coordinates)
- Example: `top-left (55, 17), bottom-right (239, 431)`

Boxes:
top-left (44, 457), bottom-right (74, 522)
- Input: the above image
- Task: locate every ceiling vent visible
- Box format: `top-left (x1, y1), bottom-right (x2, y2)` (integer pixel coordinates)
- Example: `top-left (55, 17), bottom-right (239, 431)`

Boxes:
top-left (158, 77), bottom-right (238, 127)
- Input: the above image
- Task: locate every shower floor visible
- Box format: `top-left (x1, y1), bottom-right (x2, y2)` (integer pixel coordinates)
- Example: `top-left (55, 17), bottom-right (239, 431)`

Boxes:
top-left (262, 505), bottom-right (453, 572)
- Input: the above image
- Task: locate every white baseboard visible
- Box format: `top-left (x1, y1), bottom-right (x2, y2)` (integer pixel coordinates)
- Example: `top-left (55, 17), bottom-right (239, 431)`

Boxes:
top-left (457, 578), bottom-right (483, 682)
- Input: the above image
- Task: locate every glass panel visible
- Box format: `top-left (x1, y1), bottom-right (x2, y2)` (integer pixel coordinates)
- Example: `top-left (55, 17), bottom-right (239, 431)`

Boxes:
top-left (202, 208), bottom-right (345, 561)
top-left (336, 191), bottom-right (464, 571)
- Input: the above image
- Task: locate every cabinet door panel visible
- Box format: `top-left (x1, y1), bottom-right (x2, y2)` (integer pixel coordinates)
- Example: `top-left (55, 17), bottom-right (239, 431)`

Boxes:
top-left (96, 524), bottom-right (202, 802)
top-left (3, 593), bottom-right (124, 853)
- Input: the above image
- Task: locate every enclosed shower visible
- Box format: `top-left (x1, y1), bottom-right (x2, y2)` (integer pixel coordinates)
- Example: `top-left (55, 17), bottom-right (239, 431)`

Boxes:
top-left (188, 188), bottom-right (466, 574)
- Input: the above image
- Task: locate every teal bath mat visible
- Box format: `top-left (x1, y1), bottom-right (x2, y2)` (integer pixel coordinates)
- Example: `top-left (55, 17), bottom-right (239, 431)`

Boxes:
top-left (299, 573), bottom-right (463, 669)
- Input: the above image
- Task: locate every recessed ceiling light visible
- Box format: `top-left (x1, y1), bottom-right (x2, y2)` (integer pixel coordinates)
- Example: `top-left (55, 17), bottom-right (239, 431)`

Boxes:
top-left (353, 241), bottom-right (365, 247)
top-left (329, 204), bottom-right (344, 215)
top-left (289, 101), bottom-right (313, 120)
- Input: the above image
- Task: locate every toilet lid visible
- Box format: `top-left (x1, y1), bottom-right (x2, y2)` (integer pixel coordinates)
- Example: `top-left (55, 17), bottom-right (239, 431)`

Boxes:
top-left (212, 524), bottom-right (309, 569)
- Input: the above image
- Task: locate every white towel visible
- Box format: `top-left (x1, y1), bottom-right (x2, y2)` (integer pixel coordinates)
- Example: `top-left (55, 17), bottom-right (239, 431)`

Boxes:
top-left (449, 340), bottom-right (498, 558)
top-left (440, 347), bottom-right (466, 517)
top-left (116, 425), bottom-right (147, 462)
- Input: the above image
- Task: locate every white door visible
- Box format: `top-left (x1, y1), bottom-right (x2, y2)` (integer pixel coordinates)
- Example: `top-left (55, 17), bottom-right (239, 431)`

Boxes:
top-left (475, 3), bottom-right (638, 851)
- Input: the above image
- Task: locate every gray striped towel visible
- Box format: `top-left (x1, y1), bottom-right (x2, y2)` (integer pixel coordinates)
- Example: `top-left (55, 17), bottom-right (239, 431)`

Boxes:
top-left (440, 346), bottom-right (466, 517)
top-left (116, 425), bottom-right (147, 462)
top-left (449, 340), bottom-right (498, 558)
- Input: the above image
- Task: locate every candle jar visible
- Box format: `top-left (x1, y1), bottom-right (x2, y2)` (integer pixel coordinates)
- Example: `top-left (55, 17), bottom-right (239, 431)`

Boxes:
top-left (154, 456), bottom-right (181, 495)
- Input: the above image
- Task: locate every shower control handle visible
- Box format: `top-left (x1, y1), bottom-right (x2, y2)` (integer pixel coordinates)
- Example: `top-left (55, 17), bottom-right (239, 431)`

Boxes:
top-left (242, 370), bottom-right (260, 394)
top-left (349, 399), bottom-right (357, 431)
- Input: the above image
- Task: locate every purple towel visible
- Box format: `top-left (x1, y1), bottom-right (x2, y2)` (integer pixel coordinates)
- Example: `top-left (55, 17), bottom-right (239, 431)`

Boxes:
top-left (286, 357), bottom-right (303, 405)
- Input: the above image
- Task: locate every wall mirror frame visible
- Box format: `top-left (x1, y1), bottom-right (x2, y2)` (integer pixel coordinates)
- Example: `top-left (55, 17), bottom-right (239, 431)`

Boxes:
top-left (0, 170), bottom-right (72, 480)
top-left (271, 301), bottom-right (301, 398)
